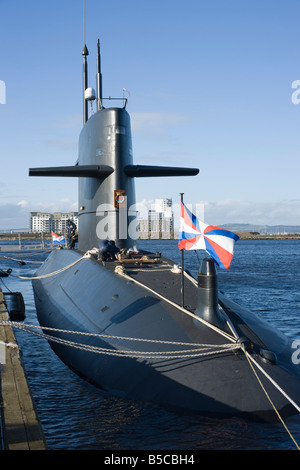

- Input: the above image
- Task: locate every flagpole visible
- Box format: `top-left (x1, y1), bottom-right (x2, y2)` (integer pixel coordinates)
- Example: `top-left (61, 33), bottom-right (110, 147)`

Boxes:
top-left (180, 193), bottom-right (185, 307)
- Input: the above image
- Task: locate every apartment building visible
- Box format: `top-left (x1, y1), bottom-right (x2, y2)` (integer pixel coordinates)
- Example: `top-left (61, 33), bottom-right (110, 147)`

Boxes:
top-left (137, 198), bottom-right (174, 239)
top-left (30, 212), bottom-right (78, 234)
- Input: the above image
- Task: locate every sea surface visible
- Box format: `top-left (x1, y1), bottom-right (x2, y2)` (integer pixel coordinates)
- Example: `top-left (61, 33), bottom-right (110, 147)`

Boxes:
top-left (0, 239), bottom-right (300, 451)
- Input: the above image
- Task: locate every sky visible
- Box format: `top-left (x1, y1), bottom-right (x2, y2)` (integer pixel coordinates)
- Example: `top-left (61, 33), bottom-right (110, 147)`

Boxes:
top-left (1, 0), bottom-right (300, 229)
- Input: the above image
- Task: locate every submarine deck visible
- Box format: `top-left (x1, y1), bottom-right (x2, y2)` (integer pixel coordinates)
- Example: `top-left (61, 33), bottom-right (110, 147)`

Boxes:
top-left (106, 254), bottom-right (198, 312)
top-left (94, 251), bottom-right (237, 346)
top-left (95, 250), bottom-right (282, 352)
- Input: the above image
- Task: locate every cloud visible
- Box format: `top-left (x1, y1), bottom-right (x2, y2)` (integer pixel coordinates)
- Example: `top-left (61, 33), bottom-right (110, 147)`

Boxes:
top-left (201, 199), bottom-right (300, 225)
top-left (17, 200), bottom-right (29, 209)
top-left (31, 199), bottom-right (78, 213)
top-left (0, 202), bottom-right (30, 229)
top-left (0, 199), bottom-right (77, 230)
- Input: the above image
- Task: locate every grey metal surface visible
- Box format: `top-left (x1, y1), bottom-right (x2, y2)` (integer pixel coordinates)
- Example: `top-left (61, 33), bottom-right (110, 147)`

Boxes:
top-left (77, 108), bottom-right (137, 251)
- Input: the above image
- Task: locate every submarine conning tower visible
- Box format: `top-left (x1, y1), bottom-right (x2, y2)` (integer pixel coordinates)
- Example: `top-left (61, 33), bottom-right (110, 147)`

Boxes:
top-left (78, 107), bottom-right (137, 251)
top-left (28, 40), bottom-right (199, 251)
top-left (196, 257), bottom-right (225, 329)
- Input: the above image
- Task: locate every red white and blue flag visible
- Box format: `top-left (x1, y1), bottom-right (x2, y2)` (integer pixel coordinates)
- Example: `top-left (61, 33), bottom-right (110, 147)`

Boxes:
top-left (52, 231), bottom-right (65, 245)
top-left (178, 202), bottom-right (239, 270)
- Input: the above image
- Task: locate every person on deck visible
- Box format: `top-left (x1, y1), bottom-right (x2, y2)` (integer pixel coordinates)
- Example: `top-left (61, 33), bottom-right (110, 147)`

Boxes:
top-left (67, 219), bottom-right (77, 249)
top-left (98, 240), bottom-right (121, 261)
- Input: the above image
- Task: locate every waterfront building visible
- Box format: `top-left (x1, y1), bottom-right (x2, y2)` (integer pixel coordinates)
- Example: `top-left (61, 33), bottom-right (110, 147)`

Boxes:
top-left (137, 198), bottom-right (174, 239)
top-left (29, 212), bottom-right (78, 234)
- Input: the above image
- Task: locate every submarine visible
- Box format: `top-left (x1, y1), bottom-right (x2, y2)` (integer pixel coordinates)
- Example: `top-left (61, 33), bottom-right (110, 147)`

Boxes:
top-left (29, 40), bottom-right (300, 423)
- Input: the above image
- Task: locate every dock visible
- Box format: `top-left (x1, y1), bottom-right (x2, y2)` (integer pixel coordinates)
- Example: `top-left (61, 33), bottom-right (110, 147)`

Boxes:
top-left (0, 289), bottom-right (46, 450)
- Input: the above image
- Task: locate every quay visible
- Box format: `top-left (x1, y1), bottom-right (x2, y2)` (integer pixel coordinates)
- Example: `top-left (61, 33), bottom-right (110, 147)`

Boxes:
top-left (0, 289), bottom-right (46, 450)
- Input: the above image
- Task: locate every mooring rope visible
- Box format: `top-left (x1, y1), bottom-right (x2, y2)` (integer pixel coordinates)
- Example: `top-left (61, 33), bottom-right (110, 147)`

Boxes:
top-left (241, 344), bottom-right (300, 450)
top-left (0, 320), bottom-right (232, 347)
top-left (8, 252), bottom-right (90, 280)
top-left (0, 320), bottom-right (240, 360)
top-left (0, 248), bottom-right (54, 259)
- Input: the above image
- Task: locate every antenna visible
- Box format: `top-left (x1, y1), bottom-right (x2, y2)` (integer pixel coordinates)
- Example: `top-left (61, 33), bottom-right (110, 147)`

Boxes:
top-left (96, 39), bottom-right (103, 110)
top-left (82, 0), bottom-right (89, 124)
top-left (82, 44), bottom-right (89, 124)
top-left (83, 0), bottom-right (86, 44)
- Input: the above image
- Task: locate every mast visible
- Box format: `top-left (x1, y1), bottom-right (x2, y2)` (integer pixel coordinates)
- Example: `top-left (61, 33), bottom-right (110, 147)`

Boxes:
top-left (96, 39), bottom-right (103, 110)
top-left (82, 44), bottom-right (89, 124)
top-left (180, 192), bottom-right (185, 307)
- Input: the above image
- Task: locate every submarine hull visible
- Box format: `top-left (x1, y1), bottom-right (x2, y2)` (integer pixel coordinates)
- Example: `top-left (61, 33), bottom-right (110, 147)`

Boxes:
top-left (32, 249), bottom-right (300, 422)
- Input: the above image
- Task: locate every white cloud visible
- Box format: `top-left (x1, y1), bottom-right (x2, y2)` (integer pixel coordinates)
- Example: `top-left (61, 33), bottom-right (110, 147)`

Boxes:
top-left (201, 199), bottom-right (300, 225)
top-left (32, 199), bottom-right (78, 213)
top-left (17, 200), bottom-right (30, 209)
top-left (0, 203), bottom-right (30, 229)
top-left (0, 199), bottom-right (77, 230)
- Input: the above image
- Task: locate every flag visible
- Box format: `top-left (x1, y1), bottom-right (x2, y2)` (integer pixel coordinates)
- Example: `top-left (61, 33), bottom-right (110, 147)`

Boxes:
top-left (178, 202), bottom-right (239, 270)
top-left (52, 231), bottom-right (65, 245)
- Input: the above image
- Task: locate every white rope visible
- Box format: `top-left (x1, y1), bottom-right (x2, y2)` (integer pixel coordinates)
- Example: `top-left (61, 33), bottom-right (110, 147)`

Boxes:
top-left (0, 339), bottom-right (18, 349)
top-left (241, 346), bottom-right (300, 450)
top-left (9, 253), bottom-right (90, 280)
top-left (0, 248), bottom-right (54, 259)
top-left (115, 268), bottom-right (236, 343)
top-left (0, 321), bottom-right (240, 360)
top-left (243, 348), bottom-right (300, 414)
top-left (127, 267), bottom-right (173, 272)
top-left (1, 256), bottom-right (44, 264)
top-left (0, 320), bottom-right (233, 348)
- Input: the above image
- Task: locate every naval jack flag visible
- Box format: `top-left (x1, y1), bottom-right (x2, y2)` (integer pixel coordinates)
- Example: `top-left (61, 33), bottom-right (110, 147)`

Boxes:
top-left (178, 202), bottom-right (239, 270)
top-left (52, 231), bottom-right (65, 245)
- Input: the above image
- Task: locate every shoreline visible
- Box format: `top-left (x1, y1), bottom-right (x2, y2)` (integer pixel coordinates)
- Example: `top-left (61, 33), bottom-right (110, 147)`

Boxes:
top-left (235, 232), bottom-right (300, 240)
top-left (0, 232), bottom-right (300, 241)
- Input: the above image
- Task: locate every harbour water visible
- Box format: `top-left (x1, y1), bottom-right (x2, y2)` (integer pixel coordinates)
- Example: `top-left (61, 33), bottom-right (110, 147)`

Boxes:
top-left (0, 239), bottom-right (300, 450)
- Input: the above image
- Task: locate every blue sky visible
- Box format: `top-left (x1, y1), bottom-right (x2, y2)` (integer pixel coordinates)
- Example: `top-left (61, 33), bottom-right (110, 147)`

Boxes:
top-left (1, 0), bottom-right (300, 229)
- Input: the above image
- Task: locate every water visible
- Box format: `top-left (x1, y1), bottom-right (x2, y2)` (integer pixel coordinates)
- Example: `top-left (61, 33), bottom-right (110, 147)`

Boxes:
top-left (1, 239), bottom-right (300, 450)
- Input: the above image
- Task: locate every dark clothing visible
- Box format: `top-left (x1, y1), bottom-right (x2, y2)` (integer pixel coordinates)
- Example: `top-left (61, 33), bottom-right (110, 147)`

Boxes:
top-left (67, 220), bottom-right (77, 249)
top-left (98, 240), bottom-right (120, 261)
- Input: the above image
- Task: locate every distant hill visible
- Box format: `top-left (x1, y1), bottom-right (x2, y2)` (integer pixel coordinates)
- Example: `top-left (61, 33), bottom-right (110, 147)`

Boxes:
top-left (220, 224), bottom-right (300, 234)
